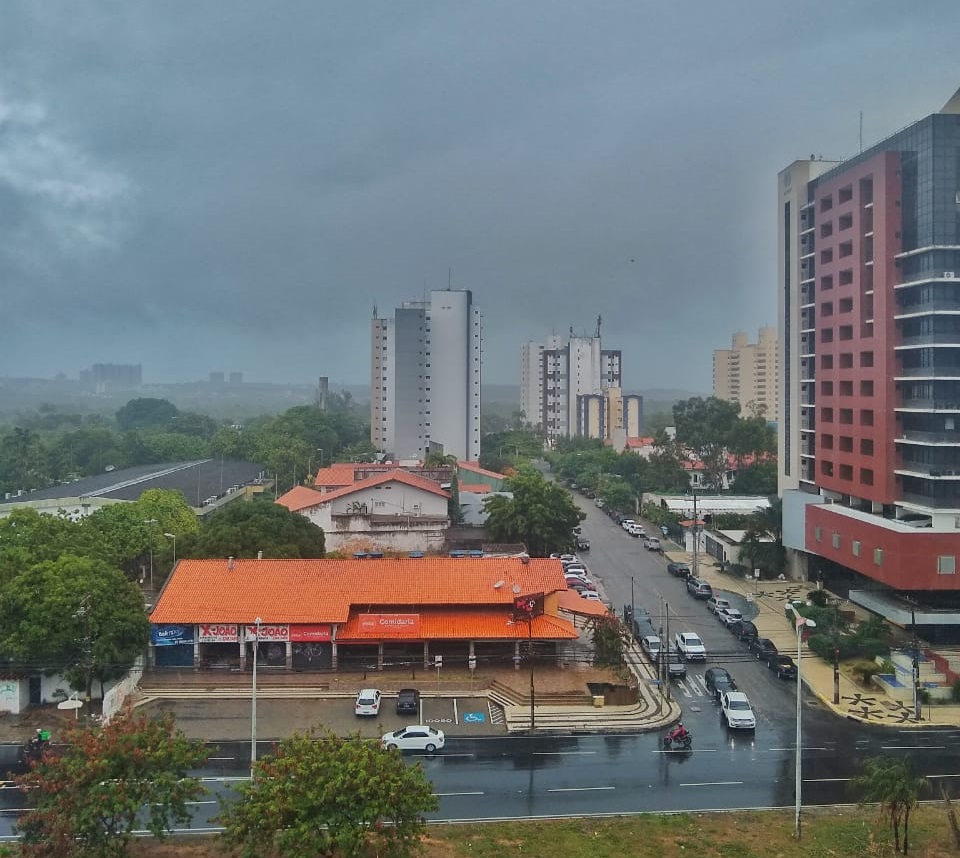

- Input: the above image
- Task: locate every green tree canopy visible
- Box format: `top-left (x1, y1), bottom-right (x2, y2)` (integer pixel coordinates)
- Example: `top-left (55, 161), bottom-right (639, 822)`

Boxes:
top-left (115, 398), bottom-right (179, 432)
top-left (180, 497), bottom-right (325, 559)
top-left (0, 554), bottom-right (150, 696)
top-left (15, 710), bottom-right (208, 858)
top-left (483, 467), bottom-right (584, 556)
top-left (219, 729), bottom-right (438, 858)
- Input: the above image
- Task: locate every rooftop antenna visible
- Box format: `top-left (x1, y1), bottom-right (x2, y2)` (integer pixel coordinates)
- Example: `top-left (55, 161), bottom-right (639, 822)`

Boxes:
top-left (448, 266), bottom-right (453, 290)
top-left (859, 111), bottom-right (863, 153)
top-left (596, 314), bottom-right (602, 339)
top-left (373, 303), bottom-right (378, 319)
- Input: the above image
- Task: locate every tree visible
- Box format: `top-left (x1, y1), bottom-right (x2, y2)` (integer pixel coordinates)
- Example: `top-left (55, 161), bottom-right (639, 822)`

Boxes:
top-left (483, 467), bottom-right (583, 556)
top-left (180, 497), bottom-right (325, 559)
top-left (672, 397), bottom-right (741, 490)
top-left (218, 729), bottom-right (438, 858)
top-left (591, 615), bottom-right (630, 667)
top-left (739, 498), bottom-right (786, 578)
top-left (0, 555), bottom-right (150, 697)
top-left (15, 710), bottom-right (208, 858)
top-left (852, 756), bottom-right (926, 854)
top-left (115, 398), bottom-right (179, 432)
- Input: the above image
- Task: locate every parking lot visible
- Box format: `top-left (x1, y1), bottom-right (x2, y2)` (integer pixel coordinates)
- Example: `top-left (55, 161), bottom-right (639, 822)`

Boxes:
top-left (140, 692), bottom-right (504, 742)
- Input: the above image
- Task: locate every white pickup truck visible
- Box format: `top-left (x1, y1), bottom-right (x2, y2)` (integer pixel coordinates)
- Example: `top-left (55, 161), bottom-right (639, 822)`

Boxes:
top-left (674, 631), bottom-right (707, 662)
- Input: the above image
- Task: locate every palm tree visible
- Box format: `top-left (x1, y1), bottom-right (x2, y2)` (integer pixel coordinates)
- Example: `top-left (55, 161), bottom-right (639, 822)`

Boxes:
top-left (852, 756), bottom-right (926, 853)
top-left (740, 496), bottom-right (785, 578)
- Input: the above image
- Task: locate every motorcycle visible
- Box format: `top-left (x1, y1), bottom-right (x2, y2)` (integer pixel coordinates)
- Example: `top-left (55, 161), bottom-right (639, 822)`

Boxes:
top-left (663, 723), bottom-right (692, 750)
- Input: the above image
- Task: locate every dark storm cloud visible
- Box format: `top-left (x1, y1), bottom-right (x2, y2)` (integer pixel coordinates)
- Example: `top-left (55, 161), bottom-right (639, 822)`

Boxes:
top-left (0, 1), bottom-right (956, 387)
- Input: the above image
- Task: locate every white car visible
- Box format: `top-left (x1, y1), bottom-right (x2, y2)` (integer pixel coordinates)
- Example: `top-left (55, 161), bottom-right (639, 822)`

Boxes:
top-left (720, 691), bottom-right (756, 729)
top-left (381, 725), bottom-right (445, 752)
top-left (674, 631), bottom-right (707, 661)
top-left (354, 688), bottom-right (382, 716)
top-left (717, 607), bottom-right (743, 627)
top-left (579, 590), bottom-right (602, 602)
top-left (620, 519), bottom-right (636, 531)
top-left (643, 537), bottom-right (662, 551)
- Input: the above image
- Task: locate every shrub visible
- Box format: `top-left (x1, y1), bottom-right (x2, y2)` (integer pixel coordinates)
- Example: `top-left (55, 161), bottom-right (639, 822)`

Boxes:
top-left (807, 589), bottom-right (829, 607)
top-left (951, 678), bottom-right (960, 703)
top-left (852, 661), bottom-right (881, 685)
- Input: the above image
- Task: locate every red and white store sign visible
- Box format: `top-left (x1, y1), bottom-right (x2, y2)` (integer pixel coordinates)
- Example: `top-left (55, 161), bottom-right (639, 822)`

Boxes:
top-left (198, 624), bottom-right (239, 643)
top-left (289, 625), bottom-right (332, 642)
top-left (244, 624), bottom-right (290, 642)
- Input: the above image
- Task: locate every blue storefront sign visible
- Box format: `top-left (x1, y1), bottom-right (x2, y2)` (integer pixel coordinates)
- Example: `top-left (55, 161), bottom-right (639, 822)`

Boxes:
top-left (151, 625), bottom-right (194, 646)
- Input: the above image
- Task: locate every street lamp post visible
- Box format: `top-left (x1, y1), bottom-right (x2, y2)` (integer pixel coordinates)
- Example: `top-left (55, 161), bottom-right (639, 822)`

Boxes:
top-left (142, 519), bottom-right (158, 589)
top-left (794, 611), bottom-right (816, 838)
top-left (163, 533), bottom-right (177, 568)
top-left (251, 616), bottom-right (262, 773)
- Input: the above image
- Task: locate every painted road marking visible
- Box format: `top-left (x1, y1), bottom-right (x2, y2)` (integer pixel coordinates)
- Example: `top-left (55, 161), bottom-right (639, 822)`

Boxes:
top-left (881, 745), bottom-right (946, 750)
top-left (463, 711), bottom-right (486, 723)
top-left (533, 751), bottom-right (597, 756)
top-left (433, 791), bottom-right (484, 796)
top-left (547, 786), bottom-right (615, 792)
top-left (680, 781), bottom-right (743, 787)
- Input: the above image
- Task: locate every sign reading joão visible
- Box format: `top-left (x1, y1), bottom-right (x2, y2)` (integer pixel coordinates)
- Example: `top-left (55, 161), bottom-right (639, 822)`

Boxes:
top-left (198, 624), bottom-right (239, 643)
top-left (244, 624), bottom-right (290, 642)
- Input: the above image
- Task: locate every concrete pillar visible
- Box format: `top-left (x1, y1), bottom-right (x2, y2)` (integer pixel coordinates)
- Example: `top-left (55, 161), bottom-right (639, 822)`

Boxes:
top-left (239, 637), bottom-right (247, 670)
top-left (377, 643), bottom-right (384, 669)
top-left (331, 642), bottom-right (338, 670)
top-left (285, 641), bottom-right (293, 669)
top-left (193, 636), bottom-right (200, 670)
top-left (423, 641), bottom-right (430, 669)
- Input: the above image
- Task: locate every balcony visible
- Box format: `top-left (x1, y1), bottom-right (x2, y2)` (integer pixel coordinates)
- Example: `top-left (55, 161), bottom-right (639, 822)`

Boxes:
top-left (896, 296), bottom-right (960, 316)
top-left (895, 464), bottom-right (960, 478)
top-left (896, 367), bottom-right (960, 380)
top-left (896, 333), bottom-right (960, 348)
top-left (896, 399), bottom-right (960, 412)
top-left (897, 430), bottom-right (960, 444)
top-left (899, 491), bottom-right (960, 510)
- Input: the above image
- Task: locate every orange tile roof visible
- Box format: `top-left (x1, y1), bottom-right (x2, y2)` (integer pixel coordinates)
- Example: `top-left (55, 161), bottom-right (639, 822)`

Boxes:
top-left (336, 610), bottom-right (577, 641)
top-left (275, 485), bottom-right (327, 512)
top-left (313, 463), bottom-right (359, 489)
top-left (150, 557), bottom-right (567, 625)
top-left (557, 589), bottom-right (613, 617)
top-left (459, 483), bottom-right (492, 493)
top-left (318, 469), bottom-right (449, 503)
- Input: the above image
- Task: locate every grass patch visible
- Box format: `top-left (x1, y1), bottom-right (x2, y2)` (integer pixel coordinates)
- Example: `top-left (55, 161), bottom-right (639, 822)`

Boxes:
top-left (111, 806), bottom-right (956, 857)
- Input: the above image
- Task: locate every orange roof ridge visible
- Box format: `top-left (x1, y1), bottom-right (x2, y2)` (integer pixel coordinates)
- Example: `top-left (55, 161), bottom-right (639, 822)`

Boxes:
top-left (317, 468), bottom-right (449, 503)
top-left (276, 485), bottom-right (326, 512)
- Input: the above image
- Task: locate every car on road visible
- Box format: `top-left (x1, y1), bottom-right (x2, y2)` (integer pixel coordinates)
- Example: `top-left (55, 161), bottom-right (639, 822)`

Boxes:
top-left (565, 577), bottom-right (597, 592)
top-left (563, 567), bottom-right (589, 581)
top-left (396, 688), bottom-right (420, 715)
top-left (381, 725), bottom-right (445, 752)
top-left (644, 537), bottom-right (662, 551)
top-left (620, 519), bottom-right (636, 531)
top-left (575, 536), bottom-right (591, 551)
top-left (717, 607), bottom-right (743, 627)
top-left (749, 637), bottom-right (778, 661)
top-left (720, 691), bottom-right (757, 730)
top-left (704, 667), bottom-right (737, 700)
top-left (355, 688), bottom-right (382, 716)
top-left (639, 634), bottom-right (662, 659)
top-left (666, 649), bottom-right (687, 679)
top-left (667, 562), bottom-right (691, 579)
top-left (768, 654), bottom-right (797, 679)
top-left (674, 631), bottom-right (707, 661)
top-left (626, 523), bottom-right (645, 537)
top-left (706, 596), bottom-right (731, 614)
top-left (730, 619), bottom-right (759, 642)
top-left (580, 590), bottom-right (603, 602)
top-left (686, 578), bottom-right (713, 599)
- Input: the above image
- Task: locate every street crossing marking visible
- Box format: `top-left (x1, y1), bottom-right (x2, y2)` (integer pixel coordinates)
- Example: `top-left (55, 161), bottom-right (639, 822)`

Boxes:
top-left (680, 781), bottom-right (743, 787)
top-left (547, 786), bottom-right (615, 792)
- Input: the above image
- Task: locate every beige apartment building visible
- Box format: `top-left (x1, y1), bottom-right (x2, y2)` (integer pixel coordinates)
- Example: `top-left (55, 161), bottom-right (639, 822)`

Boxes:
top-left (713, 327), bottom-right (778, 421)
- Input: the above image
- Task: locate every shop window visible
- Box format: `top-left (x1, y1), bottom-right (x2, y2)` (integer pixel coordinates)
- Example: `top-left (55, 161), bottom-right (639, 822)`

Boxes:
top-left (874, 548), bottom-right (883, 566)
top-left (832, 532), bottom-right (841, 549)
top-left (852, 540), bottom-right (861, 557)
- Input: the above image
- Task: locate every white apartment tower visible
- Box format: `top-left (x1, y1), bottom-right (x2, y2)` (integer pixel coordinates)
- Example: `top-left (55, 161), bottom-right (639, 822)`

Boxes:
top-left (712, 326), bottom-right (780, 420)
top-left (371, 290), bottom-right (482, 461)
top-left (521, 323), bottom-right (623, 443)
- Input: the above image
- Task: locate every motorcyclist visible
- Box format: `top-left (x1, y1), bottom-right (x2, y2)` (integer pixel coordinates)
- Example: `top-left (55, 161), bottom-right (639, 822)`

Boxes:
top-left (670, 723), bottom-right (688, 740)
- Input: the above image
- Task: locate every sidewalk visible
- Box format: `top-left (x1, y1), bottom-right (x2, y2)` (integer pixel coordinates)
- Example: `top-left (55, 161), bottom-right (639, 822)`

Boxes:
top-left (675, 550), bottom-right (960, 728)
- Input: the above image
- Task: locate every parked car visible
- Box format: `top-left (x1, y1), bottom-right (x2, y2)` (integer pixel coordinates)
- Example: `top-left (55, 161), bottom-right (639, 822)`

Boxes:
top-left (620, 519), bottom-right (636, 531)
top-left (704, 667), bottom-right (737, 700)
top-left (565, 577), bottom-right (596, 592)
top-left (731, 620), bottom-right (759, 642)
top-left (706, 596), bottom-right (732, 614)
top-left (666, 648), bottom-right (687, 679)
top-left (381, 725), bottom-right (445, 752)
top-left (396, 688), bottom-right (420, 715)
top-left (720, 691), bottom-right (757, 730)
top-left (717, 607), bottom-right (744, 627)
top-left (626, 523), bottom-right (645, 537)
top-left (686, 578), bottom-right (713, 599)
top-left (667, 562), bottom-right (691, 579)
top-left (639, 634), bottom-right (662, 659)
top-left (674, 631), bottom-right (707, 661)
top-left (768, 654), bottom-right (798, 679)
top-left (644, 537), bottom-right (662, 551)
top-left (750, 637), bottom-right (779, 661)
top-left (580, 590), bottom-right (602, 602)
top-left (355, 688), bottom-right (382, 716)
top-left (563, 567), bottom-right (589, 581)
top-left (575, 536), bottom-right (591, 551)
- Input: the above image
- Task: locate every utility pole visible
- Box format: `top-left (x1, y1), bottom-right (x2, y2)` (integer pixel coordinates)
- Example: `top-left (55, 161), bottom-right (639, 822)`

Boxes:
top-left (664, 601), bottom-right (671, 702)
top-left (691, 492), bottom-right (699, 579)
top-left (911, 605), bottom-right (921, 721)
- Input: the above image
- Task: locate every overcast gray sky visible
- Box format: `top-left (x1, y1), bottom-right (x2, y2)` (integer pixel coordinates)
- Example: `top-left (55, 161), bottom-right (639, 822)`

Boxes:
top-left (1, 2), bottom-right (957, 390)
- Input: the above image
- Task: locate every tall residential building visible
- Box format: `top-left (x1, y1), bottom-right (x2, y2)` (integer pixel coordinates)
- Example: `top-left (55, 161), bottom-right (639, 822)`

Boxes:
top-left (371, 290), bottom-right (482, 461)
top-left (520, 324), bottom-right (623, 443)
top-left (713, 327), bottom-right (779, 420)
top-left (777, 86), bottom-right (960, 605)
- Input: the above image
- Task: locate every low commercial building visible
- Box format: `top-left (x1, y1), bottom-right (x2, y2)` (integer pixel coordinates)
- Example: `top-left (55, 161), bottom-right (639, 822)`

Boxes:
top-left (148, 556), bottom-right (579, 673)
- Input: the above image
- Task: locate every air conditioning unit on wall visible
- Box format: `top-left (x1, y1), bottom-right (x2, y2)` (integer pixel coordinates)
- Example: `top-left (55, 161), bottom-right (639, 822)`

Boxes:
top-left (944, 271), bottom-right (956, 278)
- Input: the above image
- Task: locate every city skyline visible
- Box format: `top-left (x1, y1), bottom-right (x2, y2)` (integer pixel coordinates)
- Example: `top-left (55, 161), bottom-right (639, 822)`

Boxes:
top-left (1, 4), bottom-right (955, 388)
